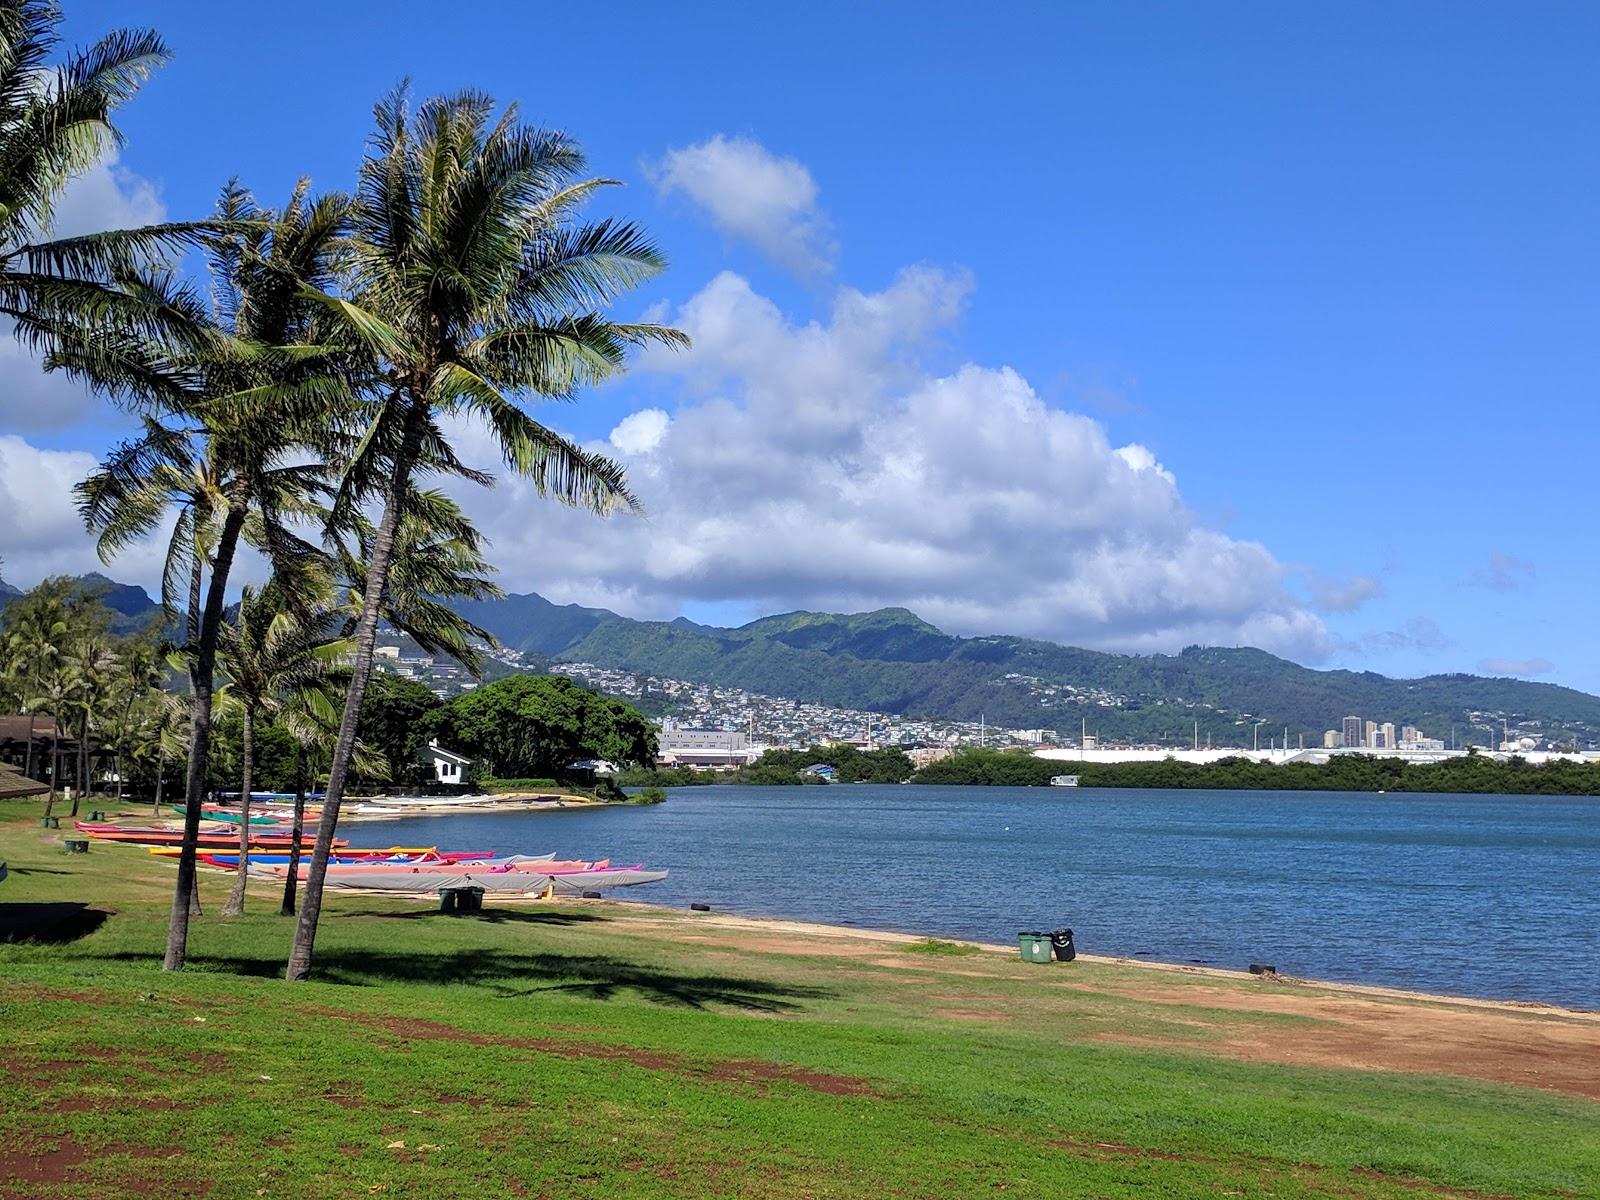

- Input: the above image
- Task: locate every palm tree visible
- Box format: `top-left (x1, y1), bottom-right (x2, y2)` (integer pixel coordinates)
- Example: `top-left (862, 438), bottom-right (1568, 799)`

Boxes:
top-left (217, 579), bottom-right (348, 916)
top-left (106, 637), bottom-right (167, 805)
top-left (0, 3), bottom-right (210, 350)
top-left (63, 182), bottom-right (350, 968)
top-left (60, 629), bottom-right (116, 815)
top-left (1, 577), bottom-right (102, 813)
top-left (285, 88), bottom-right (684, 980)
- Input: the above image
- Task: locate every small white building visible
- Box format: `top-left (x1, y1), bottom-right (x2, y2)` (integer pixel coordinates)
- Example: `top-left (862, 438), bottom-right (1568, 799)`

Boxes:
top-left (429, 739), bottom-right (472, 784)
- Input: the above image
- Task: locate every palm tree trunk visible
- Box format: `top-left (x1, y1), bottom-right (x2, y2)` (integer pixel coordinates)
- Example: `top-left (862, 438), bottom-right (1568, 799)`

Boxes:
top-left (163, 502), bottom-right (248, 971)
top-left (23, 711), bottom-right (36, 780)
top-left (223, 706), bottom-right (255, 916)
top-left (281, 746), bottom-right (307, 916)
top-left (153, 746), bottom-right (166, 816)
top-left (44, 723), bottom-right (60, 818)
top-left (73, 731), bottom-right (87, 817)
top-left (287, 408), bottom-right (422, 982)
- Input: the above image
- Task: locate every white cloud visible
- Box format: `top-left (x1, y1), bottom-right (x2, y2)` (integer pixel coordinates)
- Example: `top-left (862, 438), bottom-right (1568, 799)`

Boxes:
top-left (609, 408), bottom-right (670, 455)
top-left (445, 269), bottom-right (1331, 661)
top-left (1302, 570), bottom-right (1383, 614)
top-left (1479, 656), bottom-right (1554, 678)
top-left (0, 151), bottom-right (167, 431)
top-left (1353, 617), bottom-right (1452, 654)
top-left (648, 135), bottom-right (836, 276)
top-left (1469, 551), bottom-right (1535, 593)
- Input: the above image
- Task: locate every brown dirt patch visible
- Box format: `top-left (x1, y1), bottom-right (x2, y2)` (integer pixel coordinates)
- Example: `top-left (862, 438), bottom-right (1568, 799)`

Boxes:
top-left (1086, 982), bottom-right (1600, 1101)
top-left (934, 1007), bottom-right (1010, 1023)
top-left (1349, 1166), bottom-right (1516, 1199)
top-left (1048, 1136), bottom-right (1215, 1165)
top-left (302, 1007), bottom-right (879, 1098)
top-left (2, 982), bottom-right (112, 1005)
top-left (0, 1135), bottom-right (203, 1194)
top-left (702, 1059), bottom-right (876, 1097)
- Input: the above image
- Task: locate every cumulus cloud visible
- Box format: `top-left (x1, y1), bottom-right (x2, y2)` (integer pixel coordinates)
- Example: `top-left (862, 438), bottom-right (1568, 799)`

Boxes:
top-left (445, 268), bottom-right (1331, 660)
top-left (1302, 570), bottom-right (1383, 614)
top-left (1469, 551), bottom-right (1535, 592)
top-left (0, 152), bottom-right (166, 431)
top-left (1354, 617), bottom-right (1452, 654)
top-left (609, 408), bottom-right (670, 455)
top-left (1478, 656), bottom-right (1554, 677)
top-left (648, 135), bottom-right (836, 276)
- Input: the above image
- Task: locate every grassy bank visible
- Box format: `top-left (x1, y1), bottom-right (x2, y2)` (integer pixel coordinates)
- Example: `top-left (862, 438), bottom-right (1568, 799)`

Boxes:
top-left (1, 797), bottom-right (1597, 1199)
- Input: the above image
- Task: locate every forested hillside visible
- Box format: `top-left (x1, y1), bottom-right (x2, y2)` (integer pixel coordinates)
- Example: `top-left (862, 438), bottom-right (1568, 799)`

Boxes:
top-left (467, 590), bottom-right (1600, 746)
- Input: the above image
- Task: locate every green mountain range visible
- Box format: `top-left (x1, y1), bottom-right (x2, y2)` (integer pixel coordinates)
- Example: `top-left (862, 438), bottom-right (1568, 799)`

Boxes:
top-left (10, 574), bottom-right (1598, 746)
top-left (455, 591), bottom-right (1600, 747)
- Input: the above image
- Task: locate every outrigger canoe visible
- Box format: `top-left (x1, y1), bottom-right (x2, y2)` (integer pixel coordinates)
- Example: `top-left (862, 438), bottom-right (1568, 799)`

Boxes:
top-left (255, 853), bottom-right (578, 881)
top-left (199, 850), bottom-right (500, 868)
top-left (74, 821), bottom-right (346, 851)
top-left (313, 862), bottom-right (668, 895)
top-left (168, 805), bottom-right (314, 826)
top-left (149, 844), bottom-right (437, 859)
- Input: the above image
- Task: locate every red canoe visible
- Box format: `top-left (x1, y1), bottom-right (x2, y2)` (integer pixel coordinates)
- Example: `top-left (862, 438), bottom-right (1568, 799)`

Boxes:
top-left (74, 822), bottom-right (346, 851)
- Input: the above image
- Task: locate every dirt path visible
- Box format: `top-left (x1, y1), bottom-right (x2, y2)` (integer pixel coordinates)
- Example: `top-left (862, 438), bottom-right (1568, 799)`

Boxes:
top-left (608, 903), bottom-right (1600, 1102)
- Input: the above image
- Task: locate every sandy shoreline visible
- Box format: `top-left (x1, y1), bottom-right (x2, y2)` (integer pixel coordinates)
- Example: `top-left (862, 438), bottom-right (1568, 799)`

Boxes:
top-left (337, 791), bottom-right (608, 822)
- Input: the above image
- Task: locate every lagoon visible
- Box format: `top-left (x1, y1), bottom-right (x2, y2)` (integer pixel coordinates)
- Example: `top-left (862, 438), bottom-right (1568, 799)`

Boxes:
top-left (347, 784), bottom-right (1600, 1009)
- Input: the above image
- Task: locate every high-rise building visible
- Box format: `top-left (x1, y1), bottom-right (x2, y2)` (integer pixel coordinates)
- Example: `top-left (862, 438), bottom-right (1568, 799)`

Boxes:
top-left (1373, 726), bottom-right (1389, 749)
top-left (1381, 722), bottom-right (1397, 749)
top-left (1323, 730), bottom-right (1343, 748)
top-left (1364, 720), bottom-right (1378, 748)
top-left (1342, 716), bottom-right (1362, 748)
top-left (1401, 725), bottom-right (1423, 744)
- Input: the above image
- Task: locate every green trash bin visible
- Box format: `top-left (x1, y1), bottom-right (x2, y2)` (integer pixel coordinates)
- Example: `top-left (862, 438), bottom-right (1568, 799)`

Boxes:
top-left (1018, 931), bottom-right (1052, 964)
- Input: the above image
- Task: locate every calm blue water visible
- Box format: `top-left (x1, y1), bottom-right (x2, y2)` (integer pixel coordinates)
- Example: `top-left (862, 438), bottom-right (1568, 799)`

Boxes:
top-left (346, 786), bottom-right (1600, 1009)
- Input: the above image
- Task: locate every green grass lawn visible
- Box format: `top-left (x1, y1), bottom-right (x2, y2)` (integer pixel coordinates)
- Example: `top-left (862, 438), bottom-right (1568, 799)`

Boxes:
top-left (2, 798), bottom-right (1597, 1199)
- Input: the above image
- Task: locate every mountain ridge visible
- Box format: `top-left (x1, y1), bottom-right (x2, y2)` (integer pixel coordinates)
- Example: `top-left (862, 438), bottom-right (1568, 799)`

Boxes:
top-left (468, 589), bottom-right (1600, 745)
top-left (6, 574), bottom-right (1597, 745)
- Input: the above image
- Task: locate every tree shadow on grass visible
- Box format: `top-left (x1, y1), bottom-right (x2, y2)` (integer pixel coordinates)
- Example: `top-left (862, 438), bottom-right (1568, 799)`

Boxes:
top-left (337, 908), bottom-right (607, 927)
top-left (0, 902), bottom-right (111, 944)
top-left (87, 947), bottom-right (834, 1013)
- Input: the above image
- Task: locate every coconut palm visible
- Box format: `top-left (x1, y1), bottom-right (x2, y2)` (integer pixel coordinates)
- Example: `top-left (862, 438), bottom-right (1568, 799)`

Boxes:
top-left (104, 636), bottom-right (167, 805)
top-left (60, 629), bottom-right (116, 815)
top-left (64, 182), bottom-right (351, 969)
top-left (0, 2), bottom-right (211, 347)
top-left (217, 579), bottom-right (349, 916)
top-left (285, 88), bottom-right (684, 980)
top-left (0, 576), bottom-right (102, 812)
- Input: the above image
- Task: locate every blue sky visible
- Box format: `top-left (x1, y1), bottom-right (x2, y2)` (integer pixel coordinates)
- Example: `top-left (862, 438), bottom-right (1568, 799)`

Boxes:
top-left (4, 1), bottom-right (1597, 692)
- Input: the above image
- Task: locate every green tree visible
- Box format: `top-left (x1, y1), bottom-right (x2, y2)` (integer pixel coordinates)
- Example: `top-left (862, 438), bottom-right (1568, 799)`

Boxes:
top-left (287, 88), bottom-right (683, 982)
top-left (217, 579), bottom-right (349, 916)
top-left (429, 674), bottom-right (656, 779)
top-left (67, 183), bottom-right (348, 970)
top-left (354, 674), bottom-right (442, 790)
top-left (0, 2), bottom-right (207, 340)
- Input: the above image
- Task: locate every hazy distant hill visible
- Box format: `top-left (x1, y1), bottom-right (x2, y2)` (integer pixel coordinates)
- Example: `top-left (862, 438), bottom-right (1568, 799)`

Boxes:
top-left (464, 590), bottom-right (1600, 746)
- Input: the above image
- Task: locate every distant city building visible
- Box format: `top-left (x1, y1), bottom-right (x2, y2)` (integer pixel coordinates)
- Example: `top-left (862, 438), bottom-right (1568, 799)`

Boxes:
top-left (1014, 729), bottom-right (1059, 745)
top-left (1323, 730), bottom-right (1343, 749)
top-left (1364, 720), bottom-right (1378, 749)
top-left (1342, 716), bottom-right (1362, 748)
top-left (1401, 725), bottom-right (1423, 744)
top-left (1381, 722), bottom-right (1397, 750)
top-left (658, 728), bottom-right (755, 769)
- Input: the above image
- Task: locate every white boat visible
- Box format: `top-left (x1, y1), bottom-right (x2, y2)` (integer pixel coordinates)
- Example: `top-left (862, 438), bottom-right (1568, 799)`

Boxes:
top-left (1050, 775), bottom-right (1080, 787)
